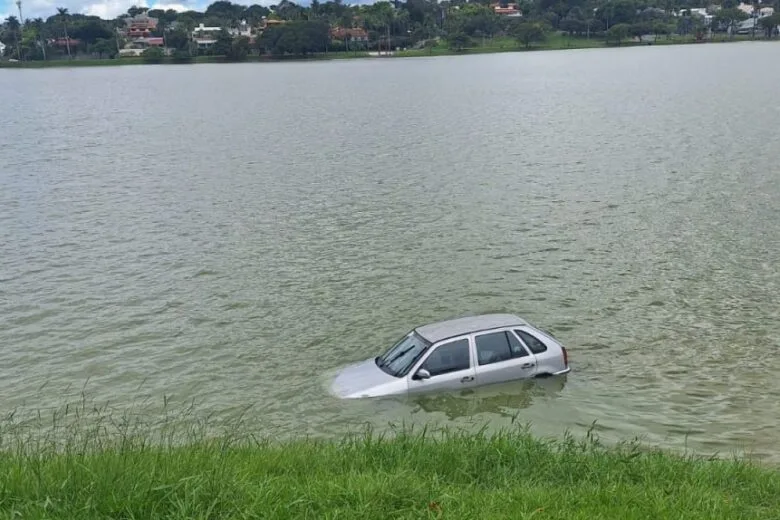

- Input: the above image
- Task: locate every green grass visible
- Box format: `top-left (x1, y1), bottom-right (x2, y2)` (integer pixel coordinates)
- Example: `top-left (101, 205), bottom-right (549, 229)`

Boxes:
top-left (395, 33), bottom-right (769, 57)
top-left (395, 34), bottom-right (608, 58)
top-left (0, 51), bottom-right (371, 68)
top-left (0, 55), bottom-right (245, 68)
top-left (0, 401), bottom-right (778, 520)
top-left (0, 57), bottom-right (146, 68)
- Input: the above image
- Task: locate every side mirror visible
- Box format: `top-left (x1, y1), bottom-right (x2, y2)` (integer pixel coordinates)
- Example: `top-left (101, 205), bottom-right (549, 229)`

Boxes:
top-left (414, 368), bottom-right (431, 380)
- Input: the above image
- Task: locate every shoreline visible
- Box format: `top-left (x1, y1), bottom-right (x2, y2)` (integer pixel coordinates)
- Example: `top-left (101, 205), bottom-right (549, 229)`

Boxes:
top-left (1, 34), bottom-right (774, 69)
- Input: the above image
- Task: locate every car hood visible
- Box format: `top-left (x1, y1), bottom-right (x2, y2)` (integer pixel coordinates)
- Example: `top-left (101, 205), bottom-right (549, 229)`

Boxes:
top-left (330, 358), bottom-right (402, 399)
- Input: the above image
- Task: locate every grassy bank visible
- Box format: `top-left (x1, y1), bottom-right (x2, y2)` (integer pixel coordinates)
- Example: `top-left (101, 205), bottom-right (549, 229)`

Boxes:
top-left (396, 32), bottom-right (766, 57)
top-left (1, 419), bottom-right (779, 519)
top-left (0, 34), bottom-right (772, 69)
top-left (0, 51), bottom-right (370, 69)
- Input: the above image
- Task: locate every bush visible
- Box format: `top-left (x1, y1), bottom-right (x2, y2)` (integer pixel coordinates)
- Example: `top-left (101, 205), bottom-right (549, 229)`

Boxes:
top-left (141, 46), bottom-right (165, 63)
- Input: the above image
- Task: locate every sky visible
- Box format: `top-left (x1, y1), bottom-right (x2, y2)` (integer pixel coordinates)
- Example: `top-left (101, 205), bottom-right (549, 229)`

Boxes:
top-left (0, 0), bottom-right (266, 22)
top-left (1, 0), bottom-right (379, 27)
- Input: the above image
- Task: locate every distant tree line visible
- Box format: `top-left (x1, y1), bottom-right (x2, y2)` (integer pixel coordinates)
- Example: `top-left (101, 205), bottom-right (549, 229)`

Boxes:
top-left (2, 0), bottom-right (779, 61)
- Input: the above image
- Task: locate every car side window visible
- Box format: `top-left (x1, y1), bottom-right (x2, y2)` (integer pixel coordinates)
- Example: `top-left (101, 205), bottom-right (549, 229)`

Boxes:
top-left (475, 332), bottom-right (513, 365)
top-left (506, 330), bottom-right (530, 357)
top-left (515, 330), bottom-right (548, 354)
top-left (476, 331), bottom-right (530, 365)
top-left (421, 339), bottom-right (470, 376)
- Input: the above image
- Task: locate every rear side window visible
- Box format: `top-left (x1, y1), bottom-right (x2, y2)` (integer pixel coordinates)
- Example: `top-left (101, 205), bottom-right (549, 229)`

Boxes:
top-left (515, 330), bottom-right (548, 354)
top-left (506, 331), bottom-right (529, 357)
top-left (475, 331), bottom-right (529, 366)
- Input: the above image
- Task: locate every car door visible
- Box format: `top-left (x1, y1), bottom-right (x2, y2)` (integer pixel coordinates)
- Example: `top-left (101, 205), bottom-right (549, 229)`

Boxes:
top-left (473, 329), bottom-right (538, 386)
top-left (514, 327), bottom-right (560, 375)
top-left (406, 336), bottom-right (477, 395)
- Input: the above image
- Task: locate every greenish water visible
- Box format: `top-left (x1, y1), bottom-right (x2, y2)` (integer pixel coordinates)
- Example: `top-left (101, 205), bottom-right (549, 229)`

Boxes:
top-left (1, 42), bottom-right (779, 461)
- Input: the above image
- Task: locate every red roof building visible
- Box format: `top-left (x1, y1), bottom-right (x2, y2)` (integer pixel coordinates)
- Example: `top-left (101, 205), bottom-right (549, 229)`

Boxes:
top-left (330, 27), bottom-right (369, 42)
top-left (142, 37), bottom-right (165, 46)
top-left (51, 37), bottom-right (81, 47)
top-left (125, 13), bottom-right (158, 38)
top-left (490, 2), bottom-right (522, 16)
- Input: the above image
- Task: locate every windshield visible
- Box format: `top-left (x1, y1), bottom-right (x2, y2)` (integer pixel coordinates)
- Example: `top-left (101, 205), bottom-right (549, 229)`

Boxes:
top-left (375, 331), bottom-right (430, 378)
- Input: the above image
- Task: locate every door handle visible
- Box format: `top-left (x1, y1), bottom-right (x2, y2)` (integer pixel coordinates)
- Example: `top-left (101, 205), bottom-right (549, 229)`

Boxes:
top-left (521, 363), bottom-right (535, 369)
top-left (460, 376), bottom-right (474, 383)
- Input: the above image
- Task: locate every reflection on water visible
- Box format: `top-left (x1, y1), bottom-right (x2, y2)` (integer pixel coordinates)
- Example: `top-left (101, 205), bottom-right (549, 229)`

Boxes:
top-left (409, 377), bottom-right (568, 421)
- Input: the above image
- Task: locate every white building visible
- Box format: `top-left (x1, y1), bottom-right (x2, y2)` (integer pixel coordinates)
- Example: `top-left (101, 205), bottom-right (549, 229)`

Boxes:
top-left (191, 20), bottom-right (255, 50)
top-left (192, 23), bottom-right (222, 50)
top-left (737, 2), bottom-right (774, 17)
top-left (687, 7), bottom-right (714, 25)
top-left (229, 20), bottom-right (252, 38)
top-left (0, 41), bottom-right (6, 57)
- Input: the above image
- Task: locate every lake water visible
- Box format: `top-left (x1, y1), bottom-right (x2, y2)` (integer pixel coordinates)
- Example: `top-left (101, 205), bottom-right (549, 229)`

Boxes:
top-left (1, 42), bottom-right (779, 461)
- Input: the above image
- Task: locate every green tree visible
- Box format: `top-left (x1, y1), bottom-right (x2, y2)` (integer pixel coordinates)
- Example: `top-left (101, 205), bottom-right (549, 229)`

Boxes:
top-left (226, 35), bottom-right (251, 60)
top-left (29, 17), bottom-right (48, 60)
top-left (243, 4), bottom-right (271, 24)
top-left (363, 1), bottom-right (395, 52)
top-left (676, 10), bottom-right (696, 35)
top-left (92, 37), bottom-right (116, 58)
top-left (446, 30), bottom-right (471, 50)
top-left (758, 13), bottom-right (780, 38)
top-left (606, 22), bottom-right (630, 44)
top-left (713, 8), bottom-right (748, 36)
top-left (165, 28), bottom-right (192, 51)
top-left (652, 21), bottom-right (673, 40)
top-left (141, 45), bottom-right (164, 62)
top-left (20, 23), bottom-right (45, 60)
top-left (71, 19), bottom-right (113, 44)
top-left (596, 0), bottom-right (638, 28)
top-left (560, 16), bottom-right (588, 35)
top-left (406, 0), bottom-right (438, 26)
top-left (274, 0), bottom-right (306, 21)
top-left (628, 21), bottom-right (652, 42)
top-left (56, 7), bottom-right (72, 58)
top-left (451, 4), bottom-right (500, 38)
top-left (259, 20), bottom-right (329, 56)
top-left (212, 29), bottom-right (234, 56)
top-left (172, 15), bottom-right (198, 56)
top-left (5, 15), bottom-right (22, 59)
top-left (127, 6), bottom-right (148, 17)
top-left (510, 20), bottom-right (548, 48)
top-left (205, 1), bottom-right (245, 23)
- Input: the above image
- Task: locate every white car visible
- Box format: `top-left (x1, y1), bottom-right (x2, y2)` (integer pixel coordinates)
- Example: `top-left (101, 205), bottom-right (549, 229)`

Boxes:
top-left (331, 313), bottom-right (570, 399)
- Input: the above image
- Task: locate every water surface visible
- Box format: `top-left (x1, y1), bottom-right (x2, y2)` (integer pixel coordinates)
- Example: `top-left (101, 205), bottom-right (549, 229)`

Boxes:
top-left (1, 42), bottom-right (779, 460)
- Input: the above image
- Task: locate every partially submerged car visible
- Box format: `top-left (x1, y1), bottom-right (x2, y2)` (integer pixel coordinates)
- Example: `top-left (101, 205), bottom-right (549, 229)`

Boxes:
top-left (330, 313), bottom-right (570, 399)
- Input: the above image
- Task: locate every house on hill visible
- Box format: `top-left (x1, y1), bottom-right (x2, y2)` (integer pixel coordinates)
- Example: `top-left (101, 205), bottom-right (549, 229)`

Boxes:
top-left (124, 12), bottom-right (158, 39)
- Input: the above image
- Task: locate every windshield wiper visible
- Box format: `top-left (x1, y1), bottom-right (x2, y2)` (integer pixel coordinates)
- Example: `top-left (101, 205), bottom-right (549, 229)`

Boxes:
top-left (382, 345), bottom-right (417, 367)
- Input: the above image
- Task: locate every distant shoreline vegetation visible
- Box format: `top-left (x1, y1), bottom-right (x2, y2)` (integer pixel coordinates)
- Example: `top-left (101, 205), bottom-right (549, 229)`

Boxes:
top-left (0, 33), bottom-right (777, 69)
top-left (1, 0), bottom-right (779, 68)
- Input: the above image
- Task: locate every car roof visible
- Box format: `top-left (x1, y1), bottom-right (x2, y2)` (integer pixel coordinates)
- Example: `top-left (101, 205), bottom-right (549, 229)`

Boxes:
top-left (414, 313), bottom-right (529, 343)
